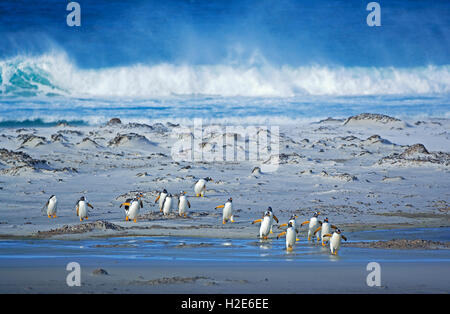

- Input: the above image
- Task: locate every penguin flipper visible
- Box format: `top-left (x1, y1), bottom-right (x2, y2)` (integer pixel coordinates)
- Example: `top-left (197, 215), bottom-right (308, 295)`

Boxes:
top-left (252, 219), bottom-right (262, 224)
top-left (277, 231), bottom-right (286, 239)
top-left (342, 235), bottom-right (347, 241)
top-left (301, 220), bottom-right (309, 226)
top-left (313, 226), bottom-right (322, 235)
top-left (88, 203), bottom-right (94, 209)
top-left (273, 215), bottom-right (279, 223)
top-left (155, 194), bottom-right (160, 203)
top-left (187, 200), bottom-right (191, 208)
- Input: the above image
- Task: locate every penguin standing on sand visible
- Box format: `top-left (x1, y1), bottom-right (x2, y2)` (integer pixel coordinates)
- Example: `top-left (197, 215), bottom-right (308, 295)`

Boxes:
top-left (155, 189), bottom-right (168, 212)
top-left (215, 197), bottom-right (234, 224)
top-left (120, 193), bottom-right (143, 222)
top-left (76, 196), bottom-right (94, 221)
top-left (300, 211), bottom-right (321, 242)
top-left (42, 195), bottom-right (57, 218)
top-left (162, 193), bottom-right (173, 216)
top-left (277, 221), bottom-right (298, 251)
top-left (322, 229), bottom-right (347, 255)
top-left (194, 177), bottom-right (213, 197)
top-left (178, 191), bottom-right (190, 217)
top-left (313, 217), bottom-right (338, 247)
top-left (252, 208), bottom-right (272, 240)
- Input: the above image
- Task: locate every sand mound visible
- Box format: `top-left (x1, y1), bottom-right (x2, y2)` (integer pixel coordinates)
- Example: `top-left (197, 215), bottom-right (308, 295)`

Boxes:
top-left (76, 137), bottom-right (103, 149)
top-left (343, 113), bottom-right (407, 129)
top-left (108, 133), bottom-right (156, 148)
top-left (17, 134), bottom-right (48, 148)
top-left (377, 143), bottom-right (450, 167)
top-left (0, 148), bottom-right (52, 175)
top-left (36, 220), bottom-right (125, 236)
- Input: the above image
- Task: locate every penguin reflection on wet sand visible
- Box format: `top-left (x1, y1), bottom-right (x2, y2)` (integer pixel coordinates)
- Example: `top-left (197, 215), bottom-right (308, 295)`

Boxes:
top-left (215, 197), bottom-right (234, 224)
top-left (42, 195), bottom-right (57, 219)
top-left (120, 193), bottom-right (143, 222)
top-left (76, 196), bottom-right (94, 221)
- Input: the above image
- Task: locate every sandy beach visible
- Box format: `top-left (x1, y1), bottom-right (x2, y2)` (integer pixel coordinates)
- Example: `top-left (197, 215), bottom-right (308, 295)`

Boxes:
top-left (0, 113), bottom-right (449, 293)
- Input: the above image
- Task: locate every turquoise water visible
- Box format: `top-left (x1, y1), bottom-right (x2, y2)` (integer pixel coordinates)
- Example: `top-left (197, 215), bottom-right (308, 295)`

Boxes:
top-left (0, 1), bottom-right (449, 125)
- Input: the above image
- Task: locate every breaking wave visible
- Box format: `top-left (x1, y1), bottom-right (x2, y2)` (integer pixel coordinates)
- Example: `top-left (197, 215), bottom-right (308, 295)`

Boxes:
top-left (1, 53), bottom-right (449, 98)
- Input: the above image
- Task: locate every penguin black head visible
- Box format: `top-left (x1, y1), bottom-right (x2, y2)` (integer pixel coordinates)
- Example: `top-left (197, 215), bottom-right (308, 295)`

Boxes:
top-left (228, 197), bottom-right (232, 202)
top-left (163, 189), bottom-right (167, 193)
top-left (336, 229), bottom-right (342, 234)
top-left (267, 207), bottom-right (273, 212)
top-left (80, 196), bottom-right (85, 201)
top-left (290, 214), bottom-right (297, 220)
top-left (313, 211), bottom-right (320, 217)
top-left (204, 177), bottom-right (213, 181)
top-left (324, 217), bottom-right (329, 223)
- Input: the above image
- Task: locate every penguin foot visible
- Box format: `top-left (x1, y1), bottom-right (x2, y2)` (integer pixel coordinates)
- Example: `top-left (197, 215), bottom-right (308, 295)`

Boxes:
top-left (48, 215), bottom-right (51, 218)
top-left (125, 216), bottom-right (129, 221)
top-left (133, 219), bottom-right (137, 223)
top-left (79, 218), bottom-right (83, 221)
top-left (85, 217), bottom-right (88, 220)
top-left (53, 215), bottom-right (57, 218)
top-left (222, 220), bottom-right (226, 225)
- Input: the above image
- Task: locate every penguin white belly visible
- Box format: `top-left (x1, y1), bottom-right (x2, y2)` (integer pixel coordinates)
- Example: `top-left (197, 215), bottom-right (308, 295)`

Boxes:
top-left (78, 202), bottom-right (88, 218)
top-left (330, 233), bottom-right (341, 253)
top-left (194, 180), bottom-right (206, 195)
top-left (47, 199), bottom-right (57, 215)
top-left (260, 217), bottom-right (271, 238)
top-left (159, 193), bottom-right (167, 210)
top-left (223, 203), bottom-right (232, 221)
top-left (321, 223), bottom-right (331, 242)
top-left (163, 197), bottom-right (172, 215)
top-left (286, 228), bottom-right (296, 249)
top-left (128, 201), bottom-right (140, 220)
top-left (308, 217), bottom-right (320, 239)
top-left (178, 196), bottom-right (187, 215)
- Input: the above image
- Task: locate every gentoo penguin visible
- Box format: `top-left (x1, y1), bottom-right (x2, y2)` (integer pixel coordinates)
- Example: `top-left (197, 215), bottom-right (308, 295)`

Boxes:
top-left (252, 208), bottom-right (272, 240)
top-left (194, 177), bottom-right (213, 197)
top-left (301, 211), bottom-right (321, 242)
top-left (155, 189), bottom-right (168, 212)
top-left (215, 197), bottom-right (234, 224)
top-left (42, 195), bottom-right (57, 218)
top-left (267, 206), bottom-right (279, 233)
top-left (277, 221), bottom-right (298, 251)
top-left (322, 229), bottom-right (347, 255)
top-left (121, 193), bottom-right (143, 222)
top-left (178, 191), bottom-right (190, 217)
top-left (313, 217), bottom-right (338, 247)
top-left (76, 196), bottom-right (94, 221)
top-left (278, 215), bottom-right (300, 241)
top-left (162, 193), bottom-right (173, 216)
